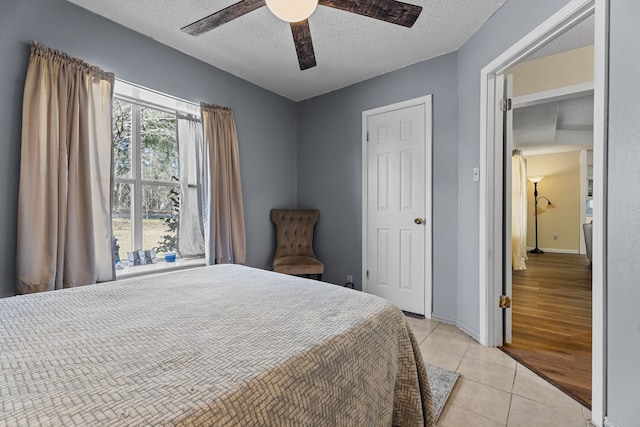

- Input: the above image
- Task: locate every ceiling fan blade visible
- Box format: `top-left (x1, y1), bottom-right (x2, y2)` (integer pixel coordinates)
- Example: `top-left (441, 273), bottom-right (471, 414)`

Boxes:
top-left (290, 20), bottom-right (317, 70)
top-left (182, 0), bottom-right (266, 36)
top-left (319, 0), bottom-right (422, 27)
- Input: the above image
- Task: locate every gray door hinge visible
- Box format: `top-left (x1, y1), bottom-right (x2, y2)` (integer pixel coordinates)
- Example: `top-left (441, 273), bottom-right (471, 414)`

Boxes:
top-left (501, 98), bottom-right (512, 112)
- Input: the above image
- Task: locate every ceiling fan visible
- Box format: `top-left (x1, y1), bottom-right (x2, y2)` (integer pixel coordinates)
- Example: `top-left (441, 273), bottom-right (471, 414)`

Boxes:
top-left (181, 0), bottom-right (422, 70)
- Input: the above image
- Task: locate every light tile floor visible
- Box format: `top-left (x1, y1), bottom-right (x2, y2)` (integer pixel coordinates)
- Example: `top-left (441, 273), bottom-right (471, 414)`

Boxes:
top-left (405, 316), bottom-right (593, 427)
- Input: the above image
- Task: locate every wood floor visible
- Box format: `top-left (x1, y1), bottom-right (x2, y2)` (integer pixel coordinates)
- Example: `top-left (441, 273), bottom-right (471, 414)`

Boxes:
top-left (501, 252), bottom-right (592, 408)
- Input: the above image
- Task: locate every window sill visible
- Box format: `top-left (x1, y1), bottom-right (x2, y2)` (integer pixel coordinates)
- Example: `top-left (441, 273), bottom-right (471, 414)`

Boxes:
top-left (115, 257), bottom-right (206, 280)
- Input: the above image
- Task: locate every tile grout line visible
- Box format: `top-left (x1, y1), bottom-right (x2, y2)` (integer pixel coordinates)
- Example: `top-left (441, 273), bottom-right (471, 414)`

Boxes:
top-left (445, 378), bottom-right (511, 426)
top-left (505, 393), bottom-right (514, 427)
top-left (506, 363), bottom-right (517, 427)
top-left (446, 401), bottom-right (511, 427)
top-left (454, 340), bottom-right (471, 372)
top-left (462, 352), bottom-right (518, 372)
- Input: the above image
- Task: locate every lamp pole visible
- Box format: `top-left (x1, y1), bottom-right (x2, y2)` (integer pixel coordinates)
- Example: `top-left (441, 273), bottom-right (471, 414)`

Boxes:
top-left (530, 181), bottom-right (544, 254)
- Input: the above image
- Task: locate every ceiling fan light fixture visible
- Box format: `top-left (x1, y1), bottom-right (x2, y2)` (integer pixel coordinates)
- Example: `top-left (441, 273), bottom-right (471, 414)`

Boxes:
top-left (266, 0), bottom-right (318, 23)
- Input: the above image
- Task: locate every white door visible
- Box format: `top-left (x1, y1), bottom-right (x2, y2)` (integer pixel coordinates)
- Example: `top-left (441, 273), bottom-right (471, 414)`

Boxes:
top-left (489, 73), bottom-right (515, 345)
top-left (502, 74), bottom-right (514, 344)
top-left (363, 97), bottom-right (432, 316)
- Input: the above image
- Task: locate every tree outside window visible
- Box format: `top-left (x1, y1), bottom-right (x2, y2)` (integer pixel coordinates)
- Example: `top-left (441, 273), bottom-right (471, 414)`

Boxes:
top-left (112, 99), bottom-right (179, 258)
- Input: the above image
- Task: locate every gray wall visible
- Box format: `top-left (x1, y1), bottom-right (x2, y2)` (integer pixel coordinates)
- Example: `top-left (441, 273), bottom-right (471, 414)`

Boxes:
top-left (455, 0), bottom-right (572, 336)
top-left (296, 53), bottom-right (459, 321)
top-left (0, 0), bottom-right (298, 297)
top-left (607, 0), bottom-right (640, 425)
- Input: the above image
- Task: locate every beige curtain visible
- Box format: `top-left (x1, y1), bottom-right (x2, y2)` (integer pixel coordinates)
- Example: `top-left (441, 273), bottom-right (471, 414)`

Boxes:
top-left (511, 150), bottom-right (528, 270)
top-left (17, 42), bottom-right (115, 294)
top-left (200, 103), bottom-right (246, 264)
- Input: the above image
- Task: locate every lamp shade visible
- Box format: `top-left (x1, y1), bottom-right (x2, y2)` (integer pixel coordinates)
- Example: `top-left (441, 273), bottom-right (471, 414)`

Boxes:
top-left (266, 0), bottom-right (318, 22)
top-left (528, 175), bottom-right (545, 184)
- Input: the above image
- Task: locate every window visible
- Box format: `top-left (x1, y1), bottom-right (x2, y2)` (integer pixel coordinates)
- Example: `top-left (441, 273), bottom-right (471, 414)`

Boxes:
top-left (111, 80), bottom-right (201, 266)
top-left (112, 99), bottom-right (179, 258)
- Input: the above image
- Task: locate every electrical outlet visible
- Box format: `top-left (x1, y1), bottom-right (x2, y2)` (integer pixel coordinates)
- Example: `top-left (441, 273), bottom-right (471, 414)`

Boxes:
top-left (553, 234), bottom-right (558, 240)
top-left (346, 274), bottom-right (353, 283)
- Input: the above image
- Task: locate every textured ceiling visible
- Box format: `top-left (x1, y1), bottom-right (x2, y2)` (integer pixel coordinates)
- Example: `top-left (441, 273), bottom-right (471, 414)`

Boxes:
top-left (65, 0), bottom-right (507, 101)
top-left (514, 95), bottom-right (594, 157)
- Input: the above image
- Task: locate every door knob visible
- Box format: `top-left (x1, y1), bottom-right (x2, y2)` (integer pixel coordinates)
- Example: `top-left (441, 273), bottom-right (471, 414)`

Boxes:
top-left (414, 217), bottom-right (424, 225)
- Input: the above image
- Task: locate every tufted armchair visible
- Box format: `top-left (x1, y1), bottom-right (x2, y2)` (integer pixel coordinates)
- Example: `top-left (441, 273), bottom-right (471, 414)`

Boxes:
top-left (270, 209), bottom-right (324, 280)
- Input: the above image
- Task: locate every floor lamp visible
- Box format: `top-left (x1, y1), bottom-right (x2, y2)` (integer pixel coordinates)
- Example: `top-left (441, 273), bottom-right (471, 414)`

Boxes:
top-left (528, 176), bottom-right (553, 254)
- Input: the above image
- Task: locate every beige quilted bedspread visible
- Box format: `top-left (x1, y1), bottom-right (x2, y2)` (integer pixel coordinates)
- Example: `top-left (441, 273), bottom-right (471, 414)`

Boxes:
top-left (0, 264), bottom-right (433, 426)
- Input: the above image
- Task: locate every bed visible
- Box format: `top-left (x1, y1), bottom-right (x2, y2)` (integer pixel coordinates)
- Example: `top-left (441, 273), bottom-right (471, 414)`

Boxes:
top-left (0, 264), bottom-right (433, 426)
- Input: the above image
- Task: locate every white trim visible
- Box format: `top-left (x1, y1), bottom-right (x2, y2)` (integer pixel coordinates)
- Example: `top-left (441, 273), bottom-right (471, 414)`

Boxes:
top-left (131, 104), bottom-right (143, 249)
top-left (478, 0), bottom-right (607, 425)
top-left (114, 79), bottom-right (200, 116)
top-left (361, 95), bottom-right (433, 318)
top-left (504, 74), bottom-right (514, 344)
top-left (591, 0), bottom-right (609, 423)
top-left (478, 70), bottom-right (493, 346)
top-left (511, 81), bottom-right (594, 109)
top-left (116, 258), bottom-right (206, 280)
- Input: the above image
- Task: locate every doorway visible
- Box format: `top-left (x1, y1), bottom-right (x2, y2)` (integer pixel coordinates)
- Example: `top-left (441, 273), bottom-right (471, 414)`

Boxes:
top-left (478, 0), bottom-right (608, 424)
top-left (361, 95), bottom-right (433, 317)
top-left (502, 48), bottom-right (595, 407)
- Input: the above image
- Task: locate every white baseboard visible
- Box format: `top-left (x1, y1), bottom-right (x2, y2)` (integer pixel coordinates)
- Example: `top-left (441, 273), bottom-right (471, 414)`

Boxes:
top-left (431, 314), bottom-right (482, 343)
top-left (603, 417), bottom-right (623, 427)
top-left (431, 313), bottom-right (456, 325)
top-left (526, 247), bottom-right (580, 254)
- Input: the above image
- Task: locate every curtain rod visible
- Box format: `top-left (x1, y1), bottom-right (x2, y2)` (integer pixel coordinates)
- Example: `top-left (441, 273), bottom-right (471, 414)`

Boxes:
top-left (201, 102), bottom-right (232, 112)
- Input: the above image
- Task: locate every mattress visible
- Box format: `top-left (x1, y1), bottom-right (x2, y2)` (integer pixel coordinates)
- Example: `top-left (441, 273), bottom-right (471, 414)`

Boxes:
top-left (0, 264), bottom-right (433, 426)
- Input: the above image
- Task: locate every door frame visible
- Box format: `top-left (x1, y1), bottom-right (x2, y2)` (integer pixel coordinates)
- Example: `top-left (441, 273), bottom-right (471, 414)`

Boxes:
top-left (361, 95), bottom-right (433, 318)
top-left (478, 0), bottom-right (608, 424)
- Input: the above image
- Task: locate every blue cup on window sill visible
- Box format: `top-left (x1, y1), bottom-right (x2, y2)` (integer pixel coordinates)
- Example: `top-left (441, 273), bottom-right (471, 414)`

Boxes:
top-left (165, 252), bottom-right (176, 262)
